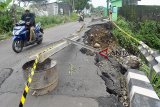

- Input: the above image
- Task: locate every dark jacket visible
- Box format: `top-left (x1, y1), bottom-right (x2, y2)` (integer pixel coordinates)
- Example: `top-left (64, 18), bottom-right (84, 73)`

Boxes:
top-left (21, 13), bottom-right (35, 26)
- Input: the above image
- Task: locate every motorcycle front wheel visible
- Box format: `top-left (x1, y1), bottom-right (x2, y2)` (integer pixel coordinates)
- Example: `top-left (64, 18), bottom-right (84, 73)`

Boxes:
top-left (12, 40), bottom-right (23, 53)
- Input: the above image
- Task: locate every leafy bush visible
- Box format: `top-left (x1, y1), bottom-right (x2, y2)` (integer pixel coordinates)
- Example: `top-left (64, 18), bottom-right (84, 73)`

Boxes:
top-left (135, 20), bottom-right (160, 51)
top-left (135, 34), bottom-right (160, 50)
top-left (70, 12), bottom-right (78, 21)
top-left (36, 16), bottom-right (64, 27)
top-left (35, 13), bottom-right (78, 28)
top-left (112, 17), bottom-right (139, 55)
top-left (0, 12), bottom-right (13, 33)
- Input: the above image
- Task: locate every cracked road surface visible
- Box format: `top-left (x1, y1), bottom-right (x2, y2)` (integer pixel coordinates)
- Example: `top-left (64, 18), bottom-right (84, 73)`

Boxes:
top-left (0, 21), bottom-right (84, 106)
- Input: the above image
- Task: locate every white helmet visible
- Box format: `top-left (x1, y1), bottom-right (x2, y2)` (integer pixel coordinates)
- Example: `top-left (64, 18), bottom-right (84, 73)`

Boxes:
top-left (24, 7), bottom-right (30, 11)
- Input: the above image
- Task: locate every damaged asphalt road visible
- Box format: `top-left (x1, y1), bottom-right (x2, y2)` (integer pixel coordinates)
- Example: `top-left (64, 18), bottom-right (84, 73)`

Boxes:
top-left (0, 19), bottom-right (129, 107)
top-left (51, 44), bottom-right (124, 107)
top-left (0, 21), bottom-right (85, 107)
top-left (0, 43), bottom-right (125, 107)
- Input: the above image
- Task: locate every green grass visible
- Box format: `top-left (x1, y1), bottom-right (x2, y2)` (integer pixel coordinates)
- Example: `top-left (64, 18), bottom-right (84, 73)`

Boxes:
top-left (70, 13), bottom-right (78, 21)
top-left (139, 63), bottom-right (160, 97)
top-left (0, 32), bottom-right (12, 41)
top-left (139, 62), bottom-right (150, 77)
top-left (36, 16), bottom-right (64, 27)
top-left (35, 13), bottom-right (78, 29)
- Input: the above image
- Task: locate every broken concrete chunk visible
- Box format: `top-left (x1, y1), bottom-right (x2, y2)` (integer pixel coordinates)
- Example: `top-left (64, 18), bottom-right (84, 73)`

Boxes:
top-left (94, 43), bottom-right (101, 48)
top-left (80, 48), bottom-right (88, 54)
top-left (90, 34), bottom-right (94, 37)
top-left (84, 41), bottom-right (88, 44)
top-left (120, 55), bottom-right (140, 70)
top-left (80, 48), bottom-right (95, 56)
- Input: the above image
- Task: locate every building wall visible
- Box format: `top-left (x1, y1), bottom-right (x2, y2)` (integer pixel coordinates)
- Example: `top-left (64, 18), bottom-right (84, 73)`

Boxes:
top-left (111, 0), bottom-right (122, 21)
top-left (31, 2), bottom-right (72, 16)
top-left (119, 5), bottom-right (160, 21)
top-left (112, 0), bottom-right (122, 7)
top-left (42, 3), bottom-right (59, 16)
top-left (110, 0), bottom-right (140, 21)
top-left (58, 2), bottom-right (72, 16)
top-left (122, 0), bottom-right (140, 5)
top-left (31, 3), bottom-right (59, 16)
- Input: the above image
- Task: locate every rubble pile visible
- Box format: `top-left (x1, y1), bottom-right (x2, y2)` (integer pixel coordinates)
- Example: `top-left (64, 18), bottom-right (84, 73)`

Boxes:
top-left (83, 23), bottom-right (141, 70)
top-left (83, 24), bottom-right (117, 51)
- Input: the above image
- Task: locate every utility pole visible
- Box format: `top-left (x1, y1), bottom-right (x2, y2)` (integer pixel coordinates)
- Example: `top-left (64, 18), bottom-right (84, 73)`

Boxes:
top-left (72, 0), bottom-right (75, 11)
top-left (12, 0), bottom-right (17, 24)
top-left (107, 0), bottom-right (110, 16)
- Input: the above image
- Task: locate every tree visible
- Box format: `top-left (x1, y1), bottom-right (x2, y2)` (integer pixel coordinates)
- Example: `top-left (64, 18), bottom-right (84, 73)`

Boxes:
top-left (75, 0), bottom-right (90, 10)
top-left (0, 0), bottom-right (13, 33)
top-left (89, 4), bottom-right (94, 12)
top-left (85, 3), bottom-right (90, 9)
top-left (21, 0), bottom-right (47, 2)
top-left (60, 0), bottom-right (90, 10)
top-left (0, 0), bottom-right (12, 11)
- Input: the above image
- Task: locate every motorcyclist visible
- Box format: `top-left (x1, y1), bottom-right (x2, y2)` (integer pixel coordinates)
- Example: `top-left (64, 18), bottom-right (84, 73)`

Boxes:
top-left (21, 7), bottom-right (35, 42)
top-left (78, 12), bottom-right (84, 22)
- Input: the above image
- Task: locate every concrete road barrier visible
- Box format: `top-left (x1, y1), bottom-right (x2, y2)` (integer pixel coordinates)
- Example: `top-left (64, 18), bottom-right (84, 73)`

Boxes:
top-left (126, 69), bottom-right (160, 107)
top-left (138, 41), bottom-right (160, 74)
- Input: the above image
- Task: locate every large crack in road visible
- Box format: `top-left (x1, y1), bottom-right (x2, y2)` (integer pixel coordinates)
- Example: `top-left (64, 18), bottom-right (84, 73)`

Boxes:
top-left (80, 20), bottom-right (130, 107)
top-left (0, 68), bottom-right (13, 88)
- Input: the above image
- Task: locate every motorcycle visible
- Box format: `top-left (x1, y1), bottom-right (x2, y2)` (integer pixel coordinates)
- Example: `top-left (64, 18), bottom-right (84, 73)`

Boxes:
top-left (78, 14), bottom-right (84, 22)
top-left (12, 20), bottom-right (43, 53)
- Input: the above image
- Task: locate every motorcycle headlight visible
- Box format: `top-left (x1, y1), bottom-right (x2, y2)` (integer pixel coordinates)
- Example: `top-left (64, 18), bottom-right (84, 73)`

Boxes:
top-left (13, 30), bottom-right (21, 36)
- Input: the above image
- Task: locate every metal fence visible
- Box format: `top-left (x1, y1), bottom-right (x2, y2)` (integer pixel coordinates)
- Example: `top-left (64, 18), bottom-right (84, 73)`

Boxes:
top-left (118, 5), bottom-right (160, 21)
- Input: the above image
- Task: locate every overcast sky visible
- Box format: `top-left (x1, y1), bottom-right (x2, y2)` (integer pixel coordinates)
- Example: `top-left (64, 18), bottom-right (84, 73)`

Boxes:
top-left (91, 0), bottom-right (160, 7)
top-left (48, 0), bottom-right (160, 7)
top-left (138, 0), bottom-right (160, 5)
top-left (18, 0), bottom-right (160, 7)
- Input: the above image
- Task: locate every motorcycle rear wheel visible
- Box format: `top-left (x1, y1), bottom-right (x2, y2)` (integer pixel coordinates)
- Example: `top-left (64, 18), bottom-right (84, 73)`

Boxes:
top-left (12, 40), bottom-right (23, 53)
top-left (37, 39), bottom-right (42, 44)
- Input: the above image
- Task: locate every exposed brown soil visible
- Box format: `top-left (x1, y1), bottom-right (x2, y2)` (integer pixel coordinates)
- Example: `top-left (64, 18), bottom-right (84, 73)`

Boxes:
top-left (83, 24), bottom-right (117, 52)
